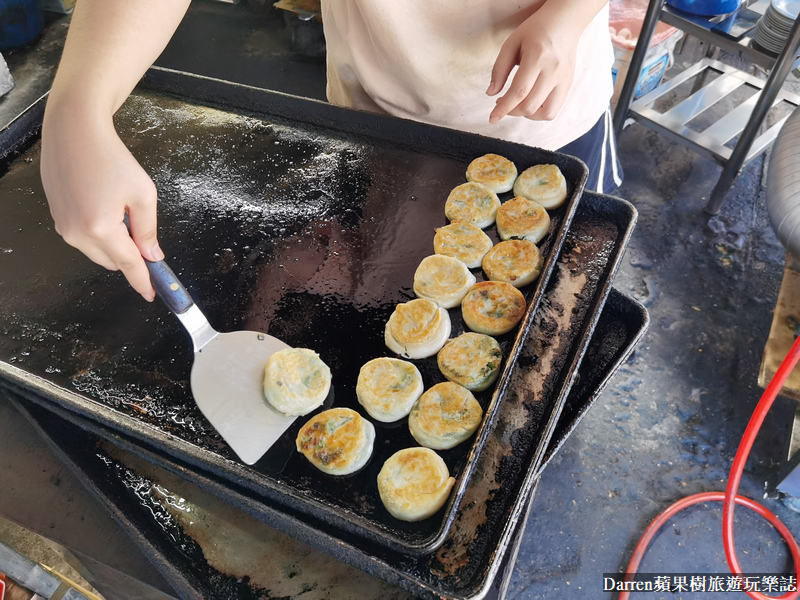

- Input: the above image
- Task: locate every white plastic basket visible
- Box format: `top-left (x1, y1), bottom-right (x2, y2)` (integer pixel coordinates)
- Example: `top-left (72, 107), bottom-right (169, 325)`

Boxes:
top-left (611, 28), bottom-right (684, 108)
top-left (609, 0), bottom-right (685, 109)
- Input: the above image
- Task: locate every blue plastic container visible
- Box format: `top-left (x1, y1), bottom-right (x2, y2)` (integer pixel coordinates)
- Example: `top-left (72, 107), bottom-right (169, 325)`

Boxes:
top-left (666, 0), bottom-right (742, 16)
top-left (0, 0), bottom-right (44, 51)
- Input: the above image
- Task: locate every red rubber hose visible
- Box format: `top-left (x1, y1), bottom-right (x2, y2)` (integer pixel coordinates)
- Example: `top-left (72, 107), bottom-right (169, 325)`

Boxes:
top-left (619, 335), bottom-right (800, 600)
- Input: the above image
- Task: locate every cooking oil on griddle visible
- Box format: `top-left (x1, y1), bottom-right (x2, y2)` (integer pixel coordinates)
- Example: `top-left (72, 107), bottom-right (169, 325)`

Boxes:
top-left (0, 85), bottom-right (589, 556)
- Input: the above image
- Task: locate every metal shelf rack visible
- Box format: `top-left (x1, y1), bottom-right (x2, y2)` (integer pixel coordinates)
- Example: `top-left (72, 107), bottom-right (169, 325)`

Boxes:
top-left (612, 0), bottom-right (800, 213)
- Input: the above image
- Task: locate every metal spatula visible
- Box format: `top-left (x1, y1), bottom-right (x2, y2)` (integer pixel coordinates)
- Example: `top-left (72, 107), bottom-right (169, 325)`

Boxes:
top-left (145, 258), bottom-right (296, 465)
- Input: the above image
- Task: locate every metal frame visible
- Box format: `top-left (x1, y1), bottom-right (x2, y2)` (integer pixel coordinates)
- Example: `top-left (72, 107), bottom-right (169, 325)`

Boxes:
top-left (775, 404), bottom-right (800, 498)
top-left (630, 58), bottom-right (800, 164)
top-left (613, 0), bottom-right (800, 214)
top-left (0, 541), bottom-right (94, 600)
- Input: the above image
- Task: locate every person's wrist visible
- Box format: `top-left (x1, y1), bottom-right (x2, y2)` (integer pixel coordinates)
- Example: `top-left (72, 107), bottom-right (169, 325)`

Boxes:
top-left (532, 1), bottom-right (586, 42)
top-left (44, 79), bottom-right (116, 129)
top-left (43, 92), bottom-right (116, 156)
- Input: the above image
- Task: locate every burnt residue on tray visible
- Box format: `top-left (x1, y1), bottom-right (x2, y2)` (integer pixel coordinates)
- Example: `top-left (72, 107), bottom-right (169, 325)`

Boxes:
top-left (14, 396), bottom-right (417, 600)
top-left (420, 201), bottom-right (633, 591)
top-left (96, 457), bottom-right (271, 599)
top-left (0, 85), bottom-right (583, 555)
top-left (13, 399), bottom-right (269, 600)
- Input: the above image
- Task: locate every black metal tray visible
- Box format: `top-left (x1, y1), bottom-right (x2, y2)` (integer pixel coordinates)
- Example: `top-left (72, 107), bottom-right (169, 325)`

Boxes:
top-left (0, 68), bottom-right (586, 556)
top-left (487, 289), bottom-right (649, 599)
top-left (9, 289), bottom-right (647, 600)
top-left (5, 190), bottom-right (646, 599)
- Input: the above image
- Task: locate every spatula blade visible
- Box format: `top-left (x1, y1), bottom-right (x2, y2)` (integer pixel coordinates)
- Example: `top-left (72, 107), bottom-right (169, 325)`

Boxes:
top-left (190, 330), bottom-right (295, 465)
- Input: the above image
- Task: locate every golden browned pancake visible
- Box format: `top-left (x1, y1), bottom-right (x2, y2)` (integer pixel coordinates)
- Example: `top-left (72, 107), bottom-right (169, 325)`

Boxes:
top-left (263, 348), bottom-right (332, 416)
top-left (408, 382), bottom-right (483, 450)
top-left (513, 164), bottom-right (568, 209)
top-left (413, 254), bottom-right (477, 309)
top-left (481, 239), bottom-right (543, 288)
top-left (295, 408), bottom-right (375, 475)
top-left (433, 221), bottom-right (494, 268)
top-left (465, 154), bottom-right (517, 193)
top-left (444, 182), bottom-right (501, 229)
top-left (384, 298), bottom-right (451, 359)
top-left (377, 447), bottom-right (455, 521)
top-left (437, 332), bottom-right (503, 391)
top-left (496, 196), bottom-right (551, 243)
top-left (461, 281), bottom-right (526, 336)
top-left (356, 357), bottom-right (424, 422)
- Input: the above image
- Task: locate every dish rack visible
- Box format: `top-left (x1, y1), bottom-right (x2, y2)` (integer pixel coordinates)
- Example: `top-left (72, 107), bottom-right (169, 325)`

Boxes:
top-left (613, 0), bottom-right (800, 214)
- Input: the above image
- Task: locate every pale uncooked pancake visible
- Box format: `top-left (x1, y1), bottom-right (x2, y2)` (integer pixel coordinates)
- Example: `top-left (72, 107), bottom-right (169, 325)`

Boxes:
top-left (496, 196), bottom-right (551, 243)
top-left (384, 298), bottom-right (452, 359)
top-left (356, 357), bottom-right (424, 422)
top-left (465, 154), bottom-right (517, 193)
top-left (413, 254), bottom-right (477, 309)
top-left (444, 182), bottom-right (501, 229)
top-left (377, 447), bottom-right (455, 521)
top-left (296, 407), bottom-right (375, 475)
top-left (408, 382), bottom-right (483, 450)
top-left (263, 348), bottom-right (332, 416)
top-left (437, 332), bottom-right (503, 392)
top-left (433, 221), bottom-right (494, 268)
top-left (513, 164), bottom-right (568, 209)
top-left (481, 239), bottom-right (543, 288)
top-left (461, 281), bottom-right (527, 336)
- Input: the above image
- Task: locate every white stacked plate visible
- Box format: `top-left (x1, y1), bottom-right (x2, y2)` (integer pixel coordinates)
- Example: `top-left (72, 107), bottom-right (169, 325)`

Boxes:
top-left (754, 0), bottom-right (800, 53)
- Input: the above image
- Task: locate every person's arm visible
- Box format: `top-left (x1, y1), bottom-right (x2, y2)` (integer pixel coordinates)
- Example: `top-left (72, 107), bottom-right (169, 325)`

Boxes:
top-left (41, 0), bottom-right (191, 301)
top-left (487, 0), bottom-right (609, 124)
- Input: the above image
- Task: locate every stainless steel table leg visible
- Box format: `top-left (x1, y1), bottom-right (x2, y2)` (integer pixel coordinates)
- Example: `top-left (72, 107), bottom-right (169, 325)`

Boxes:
top-left (613, 0), bottom-right (667, 138)
top-left (705, 15), bottom-right (800, 214)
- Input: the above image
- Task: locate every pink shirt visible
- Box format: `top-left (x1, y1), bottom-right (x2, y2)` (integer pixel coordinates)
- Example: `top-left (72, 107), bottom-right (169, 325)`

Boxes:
top-left (321, 0), bottom-right (614, 150)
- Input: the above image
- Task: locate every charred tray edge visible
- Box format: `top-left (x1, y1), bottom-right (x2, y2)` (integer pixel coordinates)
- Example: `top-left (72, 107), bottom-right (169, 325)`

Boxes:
top-left (458, 196), bottom-right (641, 600)
top-left (8, 288), bottom-right (648, 600)
top-left (489, 288), bottom-right (649, 600)
top-left (0, 66), bottom-right (588, 556)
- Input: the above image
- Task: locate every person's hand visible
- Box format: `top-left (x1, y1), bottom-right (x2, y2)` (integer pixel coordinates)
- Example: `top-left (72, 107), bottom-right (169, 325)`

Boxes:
top-left (487, 5), bottom-right (583, 124)
top-left (40, 102), bottom-right (163, 301)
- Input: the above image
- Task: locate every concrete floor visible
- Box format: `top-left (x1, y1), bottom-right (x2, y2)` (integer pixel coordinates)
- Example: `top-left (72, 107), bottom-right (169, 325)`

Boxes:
top-left (515, 129), bottom-right (796, 598)
top-left (2, 2), bottom-right (800, 599)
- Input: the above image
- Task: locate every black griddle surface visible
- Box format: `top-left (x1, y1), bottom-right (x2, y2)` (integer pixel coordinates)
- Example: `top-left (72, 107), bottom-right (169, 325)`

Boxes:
top-left (9, 286), bottom-right (648, 600)
top-left (0, 71), bottom-right (588, 555)
top-left (5, 177), bottom-right (644, 597)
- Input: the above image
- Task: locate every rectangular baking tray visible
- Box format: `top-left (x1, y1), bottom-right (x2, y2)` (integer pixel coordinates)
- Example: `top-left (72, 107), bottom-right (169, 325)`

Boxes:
top-left (488, 288), bottom-right (650, 600)
top-left (9, 288), bottom-right (647, 600)
top-left (0, 67), bottom-right (586, 556)
top-left (5, 190), bottom-right (646, 599)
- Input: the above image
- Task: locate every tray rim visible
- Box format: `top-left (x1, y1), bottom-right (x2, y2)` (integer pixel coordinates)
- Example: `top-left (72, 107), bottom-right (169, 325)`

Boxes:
top-left (489, 288), bottom-right (650, 600)
top-left (0, 67), bottom-right (589, 556)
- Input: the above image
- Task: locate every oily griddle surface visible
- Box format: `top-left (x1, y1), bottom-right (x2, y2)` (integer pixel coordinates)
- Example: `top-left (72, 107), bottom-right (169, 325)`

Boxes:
top-left (9, 289), bottom-right (647, 600)
top-left (0, 90), bottom-right (577, 552)
top-left (4, 183), bottom-right (643, 599)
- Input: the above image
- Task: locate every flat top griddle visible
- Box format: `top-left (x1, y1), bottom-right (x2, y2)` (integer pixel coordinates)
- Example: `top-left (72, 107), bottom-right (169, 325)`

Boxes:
top-left (0, 68), bottom-right (587, 555)
top-left (8, 197), bottom-right (647, 599)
